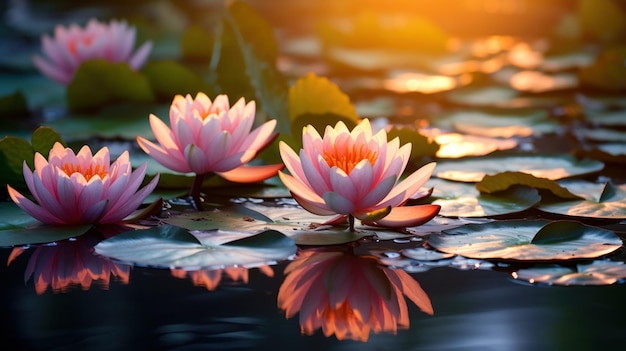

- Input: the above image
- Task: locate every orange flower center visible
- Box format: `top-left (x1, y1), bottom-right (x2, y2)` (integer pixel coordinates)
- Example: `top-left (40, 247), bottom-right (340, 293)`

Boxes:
top-left (62, 163), bottom-right (108, 181)
top-left (323, 145), bottom-right (378, 174)
top-left (67, 36), bottom-right (95, 55)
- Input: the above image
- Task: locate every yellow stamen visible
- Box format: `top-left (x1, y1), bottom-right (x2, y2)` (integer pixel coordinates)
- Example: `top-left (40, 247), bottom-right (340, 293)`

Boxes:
top-left (323, 144), bottom-right (377, 174)
top-left (62, 162), bottom-right (108, 181)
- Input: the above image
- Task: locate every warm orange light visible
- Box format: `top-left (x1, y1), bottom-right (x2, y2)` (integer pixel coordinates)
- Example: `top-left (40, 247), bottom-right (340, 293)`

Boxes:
top-left (383, 72), bottom-right (457, 94)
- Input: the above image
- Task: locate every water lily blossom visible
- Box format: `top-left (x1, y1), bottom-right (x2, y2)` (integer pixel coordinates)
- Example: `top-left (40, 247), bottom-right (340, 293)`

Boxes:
top-left (7, 142), bottom-right (159, 225)
top-left (137, 93), bottom-right (282, 206)
top-left (278, 247), bottom-right (433, 341)
top-left (33, 18), bottom-right (152, 85)
top-left (278, 119), bottom-right (440, 231)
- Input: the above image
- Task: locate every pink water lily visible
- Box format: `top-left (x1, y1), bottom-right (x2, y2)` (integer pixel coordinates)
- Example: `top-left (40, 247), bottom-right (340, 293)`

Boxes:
top-left (279, 119), bottom-right (440, 231)
top-left (137, 93), bottom-right (282, 206)
top-left (7, 142), bottom-right (159, 225)
top-left (278, 247), bottom-right (433, 342)
top-left (33, 18), bottom-right (152, 85)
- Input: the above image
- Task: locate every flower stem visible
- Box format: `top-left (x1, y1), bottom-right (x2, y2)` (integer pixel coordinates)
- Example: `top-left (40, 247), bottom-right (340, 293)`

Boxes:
top-left (348, 214), bottom-right (355, 232)
top-left (190, 173), bottom-right (205, 210)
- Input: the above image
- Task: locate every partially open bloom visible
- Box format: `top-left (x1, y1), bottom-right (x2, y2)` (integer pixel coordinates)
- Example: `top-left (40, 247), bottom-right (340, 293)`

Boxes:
top-left (7, 234), bottom-right (130, 295)
top-left (7, 142), bottom-right (159, 225)
top-left (33, 18), bottom-right (152, 85)
top-left (171, 265), bottom-right (274, 291)
top-left (277, 247), bottom-right (433, 342)
top-left (279, 119), bottom-right (440, 230)
top-left (137, 93), bottom-right (282, 183)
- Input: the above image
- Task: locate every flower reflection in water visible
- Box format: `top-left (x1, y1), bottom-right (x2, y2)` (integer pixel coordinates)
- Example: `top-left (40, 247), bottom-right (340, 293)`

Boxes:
top-left (7, 232), bottom-right (130, 295)
top-left (278, 246), bottom-right (433, 342)
top-left (171, 265), bottom-right (274, 291)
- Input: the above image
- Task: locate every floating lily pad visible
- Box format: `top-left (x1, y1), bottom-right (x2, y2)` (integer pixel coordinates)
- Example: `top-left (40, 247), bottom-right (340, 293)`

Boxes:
top-left (476, 171), bottom-right (583, 200)
top-left (446, 85), bottom-right (520, 106)
top-left (431, 108), bottom-right (555, 138)
top-left (401, 247), bottom-right (455, 261)
top-left (584, 109), bottom-right (626, 127)
top-left (537, 181), bottom-right (626, 219)
top-left (163, 204), bottom-right (414, 245)
top-left (0, 203), bottom-right (92, 247)
top-left (94, 225), bottom-right (296, 269)
top-left (422, 131), bottom-right (517, 158)
top-left (576, 127), bottom-right (626, 142)
top-left (514, 260), bottom-right (626, 286)
top-left (427, 178), bottom-right (541, 217)
top-left (428, 219), bottom-right (622, 261)
top-left (434, 154), bottom-right (604, 183)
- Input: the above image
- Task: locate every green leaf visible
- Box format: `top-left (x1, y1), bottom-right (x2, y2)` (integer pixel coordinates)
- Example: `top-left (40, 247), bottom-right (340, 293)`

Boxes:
top-left (142, 60), bottom-right (209, 101)
top-left (578, 0), bottom-right (626, 44)
top-left (0, 136), bottom-right (34, 188)
top-left (434, 154), bottom-right (604, 183)
top-left (530, 220), bottom-right (589, 244)
top-left (67, 59), bottom-right (155, 111)
top-left (0, 203), bottom-right (92, 246)
top-left (30, 126), bottom-right (65, 157)
top-left (288, 72), bottom-right (359, 123)
top-left (476, 171), bottom-right (583, 201)
top-left (221, 1), bottom-right (290, 134)
top-left (537, 181), bottom-right (626, 219)
top-left (428, 219), bottom-right (622, 261)
top-left (579, 46), bottom-right (626, 91)
top-left (0, 90), bottom-right (29, 118)
top-left (94, 225), bottom-right (296, 269)
top-left (386, 126), bottom-right (439, 169)
top-left (181, 25), bottom-right (214, 62)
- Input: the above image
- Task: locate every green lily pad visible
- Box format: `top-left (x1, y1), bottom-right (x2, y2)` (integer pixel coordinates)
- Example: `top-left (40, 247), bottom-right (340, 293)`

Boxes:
top-left (434, 154), bottom-right (604, 183)
top-left (446, 85), bottom-right (520, 106)
top-left (427, 178), bottom-right (541, 217)
top-left (428, 219), bottom-right (622, 261)
top-left (576, 127), bottom-right (626, 142)
top-left (423, 131), bottom-right (517, 159)
top-left (513, 260), bottom-right (626, 286)
top-left (431, 108), bottom-right (556, 138)
top-left (94, 225), bottom-right (296, 269)
top-left (0, 203), bottom-right (92, 247)
top-left (401, 247), bottom-right (455, 261)
top-left (584, 109), bottom-right (626, 127)
top-left (537, 181), bottom-right (626, 219)
top-left (163, 204), bottom-right (413, 245)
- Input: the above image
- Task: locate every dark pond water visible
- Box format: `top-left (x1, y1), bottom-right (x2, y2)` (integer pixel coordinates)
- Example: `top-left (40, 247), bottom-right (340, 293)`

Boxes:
top-left (2, 241), bottom-right (626, 351)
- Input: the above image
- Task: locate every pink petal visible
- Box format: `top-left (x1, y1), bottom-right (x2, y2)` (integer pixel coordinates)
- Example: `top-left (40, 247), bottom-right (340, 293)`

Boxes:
top-left (128, 41), bottom-right (152, 71)
top-left (32, 55), bottom-right (71, 85)
top-left (362, 204), bottom-right (440, 228)
top-left (137, 137), bottom-right (190, 173)
top-left (378, 162), bottom-right (436, 208)
top-left (7, 186), bottom-right (63, 224)
top-left (216, 163), bottom-right (283, 183)
top-left (323, 191), bottom-right (355, 215)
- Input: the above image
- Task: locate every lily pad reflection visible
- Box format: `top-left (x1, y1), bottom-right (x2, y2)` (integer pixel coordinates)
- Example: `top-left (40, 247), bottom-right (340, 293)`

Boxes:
top-left (513, 261), bottom-right (626, 286)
